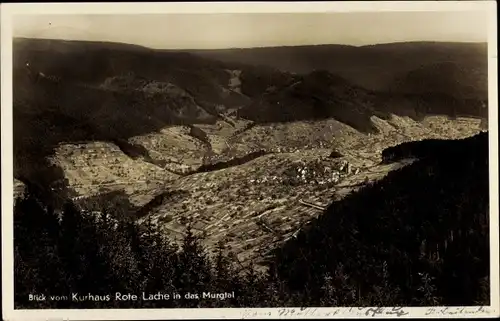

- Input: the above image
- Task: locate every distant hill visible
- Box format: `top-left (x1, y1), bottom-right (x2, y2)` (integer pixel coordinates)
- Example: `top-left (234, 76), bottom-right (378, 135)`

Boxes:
top-left (14, 37), bottom-right (249, 111)
top-left (236, 67), bottom-right (487, 131)
top-left (237, 69), bottom-right (382, 133)
top-left (390, 61), bottom-right (488, 100)
top-left (13, 37), bottom-right (249, 185)
top-left (188, 41), bottom-right (488, 99)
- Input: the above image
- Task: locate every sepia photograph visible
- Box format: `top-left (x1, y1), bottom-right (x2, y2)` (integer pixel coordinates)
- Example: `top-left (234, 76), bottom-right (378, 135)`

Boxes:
top-left (1, 1), bottom-right (499, 320)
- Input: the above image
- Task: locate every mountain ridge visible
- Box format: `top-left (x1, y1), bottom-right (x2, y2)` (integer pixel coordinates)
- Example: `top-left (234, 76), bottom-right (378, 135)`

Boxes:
top-left (187, 41), bottom-right (488, 96)
top-left (16, 37), bottom-right (485, 49)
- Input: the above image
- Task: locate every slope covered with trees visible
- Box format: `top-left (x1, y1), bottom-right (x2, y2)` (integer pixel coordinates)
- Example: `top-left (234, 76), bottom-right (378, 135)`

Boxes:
top-left (271, 132), bottom-right (490, 306)
top-left (189, 41), bottom-right (488, 99)
top-left (14, 132), bottom-right (490, 308)
top-left (390, 61), bottom-right (488, 100)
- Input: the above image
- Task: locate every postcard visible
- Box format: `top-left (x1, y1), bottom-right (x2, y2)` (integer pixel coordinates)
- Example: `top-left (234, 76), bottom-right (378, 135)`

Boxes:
top-left (1, 1), bottom-right (498, 320)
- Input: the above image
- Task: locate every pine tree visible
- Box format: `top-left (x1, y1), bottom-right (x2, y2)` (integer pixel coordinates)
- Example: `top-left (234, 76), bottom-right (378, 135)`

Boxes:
top-left (175, 224), bottom-right (212, 307)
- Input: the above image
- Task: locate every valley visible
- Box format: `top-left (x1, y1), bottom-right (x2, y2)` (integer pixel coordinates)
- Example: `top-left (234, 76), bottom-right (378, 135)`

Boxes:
top-left (41, 113), bottom-right (484, 266)
top-left (12, 37), bottom-right (488, 268)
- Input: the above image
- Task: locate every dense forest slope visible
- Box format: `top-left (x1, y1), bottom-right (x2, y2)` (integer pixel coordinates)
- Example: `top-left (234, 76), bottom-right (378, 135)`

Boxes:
top-left (390, 60), bottom-right (488, 99)
top-left (236, 69), bottom-right (487, 131)
top-left (13, 37), bottom-right (244, 188)
top-left (271, 132), bottom-right (490, 306)
top-left (189, 42), bottom-right (488, 97)
top-left (14, 133), bottom-right (490, 308)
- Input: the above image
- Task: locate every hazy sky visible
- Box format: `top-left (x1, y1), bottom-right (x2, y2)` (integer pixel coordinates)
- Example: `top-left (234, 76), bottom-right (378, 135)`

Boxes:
top-left (13, 11), bottom-right (489, 49)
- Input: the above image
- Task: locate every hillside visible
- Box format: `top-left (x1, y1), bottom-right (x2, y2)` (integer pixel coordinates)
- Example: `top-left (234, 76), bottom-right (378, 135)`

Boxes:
top-left (47, 114), bottom-right (483, 268)
top-left (188, 41), bottom-right (488, 99)
top-left (390, 61), bottom-right (488, 100)
top-left (270, 132), bottom-right (490, 306)
top-left (13, 37), bottom-right (246, 189)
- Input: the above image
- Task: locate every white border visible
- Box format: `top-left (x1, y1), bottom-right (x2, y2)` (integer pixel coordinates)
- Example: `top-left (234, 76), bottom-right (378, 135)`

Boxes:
top-left (1, 2), bottom-right (498, 320)
top-left (0, 1), bottom-right (497, 14)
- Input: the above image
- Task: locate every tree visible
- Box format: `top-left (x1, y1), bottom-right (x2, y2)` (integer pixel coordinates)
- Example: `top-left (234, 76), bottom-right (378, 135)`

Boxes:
top-left (174, 224), bottom-right (212, 307)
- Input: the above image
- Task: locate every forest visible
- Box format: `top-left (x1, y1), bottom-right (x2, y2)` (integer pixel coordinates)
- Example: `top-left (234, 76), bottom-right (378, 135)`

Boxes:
top-left (13, 132), bottom-right (490, 308)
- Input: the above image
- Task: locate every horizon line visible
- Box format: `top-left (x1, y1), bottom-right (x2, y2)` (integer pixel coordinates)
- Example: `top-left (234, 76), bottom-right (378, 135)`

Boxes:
top-left (12, 36), bottom-right (488, 51)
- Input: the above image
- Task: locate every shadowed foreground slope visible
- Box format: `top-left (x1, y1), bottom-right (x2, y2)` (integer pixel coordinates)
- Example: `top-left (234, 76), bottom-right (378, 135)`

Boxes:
top-left (270, 132), bottom-right (489, 306)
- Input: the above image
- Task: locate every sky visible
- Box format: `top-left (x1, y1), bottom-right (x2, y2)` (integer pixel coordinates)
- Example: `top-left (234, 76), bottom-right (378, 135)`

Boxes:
top-left (12, 11), bottom-right (489, 49)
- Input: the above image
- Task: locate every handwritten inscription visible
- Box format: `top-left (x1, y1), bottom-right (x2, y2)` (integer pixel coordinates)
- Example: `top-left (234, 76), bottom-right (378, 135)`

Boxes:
top-left (241, 307), bottom-right (410, 318)
top-left (425, 306), bottom-right (491, 316)
top-left (241, 306), bottom-right (494, 318)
